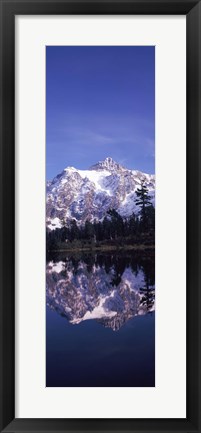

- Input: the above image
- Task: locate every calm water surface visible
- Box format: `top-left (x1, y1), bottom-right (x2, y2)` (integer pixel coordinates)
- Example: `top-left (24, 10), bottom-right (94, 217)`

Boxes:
top-left (46, 250), bottom-right (155, 387)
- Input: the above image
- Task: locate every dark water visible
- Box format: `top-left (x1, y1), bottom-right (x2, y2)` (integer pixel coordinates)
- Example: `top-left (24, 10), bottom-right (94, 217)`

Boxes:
top-left (46, 250), bottom-right (155, 387)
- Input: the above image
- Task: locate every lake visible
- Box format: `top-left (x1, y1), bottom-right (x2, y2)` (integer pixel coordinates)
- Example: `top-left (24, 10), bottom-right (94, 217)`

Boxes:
top-left (46, 250), bottom-right (155, 387)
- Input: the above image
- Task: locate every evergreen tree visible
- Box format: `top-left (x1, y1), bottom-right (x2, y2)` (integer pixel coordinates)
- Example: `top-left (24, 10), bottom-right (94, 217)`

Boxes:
top-left (69, 219), bottom-right (80, 241)
top-left (107, 209), bottom-right (124, 238)
top-left (135, 181), bottom-right (152, 231)
top-left (146, 204), bottom-right (155, 230)
top-left (102, 217), bottom-right (111, 240)
top-left (84, 220), bottom-right (95, 240)
top-left (94, 221), bottom-right (103, 241)
top-left (129, 212), bottom-right (139, 236)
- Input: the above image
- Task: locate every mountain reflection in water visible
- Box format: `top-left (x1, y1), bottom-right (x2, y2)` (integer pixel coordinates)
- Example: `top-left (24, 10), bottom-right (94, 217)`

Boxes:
top-left (46, 251), bottom-right (155, 331)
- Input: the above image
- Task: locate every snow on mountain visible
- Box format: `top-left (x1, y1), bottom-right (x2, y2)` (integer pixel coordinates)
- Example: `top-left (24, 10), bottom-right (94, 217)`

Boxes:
top-left (46, 157), bottom-right (155, 230)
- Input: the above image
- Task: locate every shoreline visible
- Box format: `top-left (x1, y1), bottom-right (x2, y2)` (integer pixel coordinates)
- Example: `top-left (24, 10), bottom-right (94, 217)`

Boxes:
top-left (48, 244), bottom-right (155, 253)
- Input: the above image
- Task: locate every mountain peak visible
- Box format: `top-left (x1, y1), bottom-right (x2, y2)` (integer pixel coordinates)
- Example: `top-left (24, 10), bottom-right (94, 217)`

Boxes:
top-left (89, 157), bottom-right (125, 172)
top-left (46, 158), bottom-right (155, 230)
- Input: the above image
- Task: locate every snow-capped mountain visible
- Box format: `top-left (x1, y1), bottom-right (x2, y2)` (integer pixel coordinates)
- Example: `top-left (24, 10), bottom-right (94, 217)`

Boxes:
top-left (46, 157), bottom-right (155, 230)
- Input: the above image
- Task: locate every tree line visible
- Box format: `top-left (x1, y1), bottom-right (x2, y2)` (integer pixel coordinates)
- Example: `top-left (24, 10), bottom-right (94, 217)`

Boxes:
top-left (47, 182), bottom-right (155, 250)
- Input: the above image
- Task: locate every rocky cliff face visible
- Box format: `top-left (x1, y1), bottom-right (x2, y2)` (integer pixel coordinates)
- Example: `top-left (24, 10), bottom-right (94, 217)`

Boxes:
top-left (46, 157), bottom-right (155, 230)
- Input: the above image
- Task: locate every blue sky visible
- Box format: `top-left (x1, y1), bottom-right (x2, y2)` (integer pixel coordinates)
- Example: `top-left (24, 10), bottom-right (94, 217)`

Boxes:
top-left (46, 46), bottom-right (155, 179)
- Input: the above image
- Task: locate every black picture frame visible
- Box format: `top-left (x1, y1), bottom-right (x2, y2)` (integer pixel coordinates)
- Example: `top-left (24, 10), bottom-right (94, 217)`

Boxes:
top-left (0, 0), bottom-right (200, 432)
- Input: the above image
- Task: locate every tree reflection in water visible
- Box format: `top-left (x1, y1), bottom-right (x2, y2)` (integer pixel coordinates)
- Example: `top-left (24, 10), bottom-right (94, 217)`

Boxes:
top-left (46, 250), bottom-right (155, 331)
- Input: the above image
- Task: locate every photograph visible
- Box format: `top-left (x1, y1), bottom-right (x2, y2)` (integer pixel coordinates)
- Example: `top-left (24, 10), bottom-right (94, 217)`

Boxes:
top-left (1, 2), bottom-right (200, 431)
top-left (46, 45), bottom-right (155, 387)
